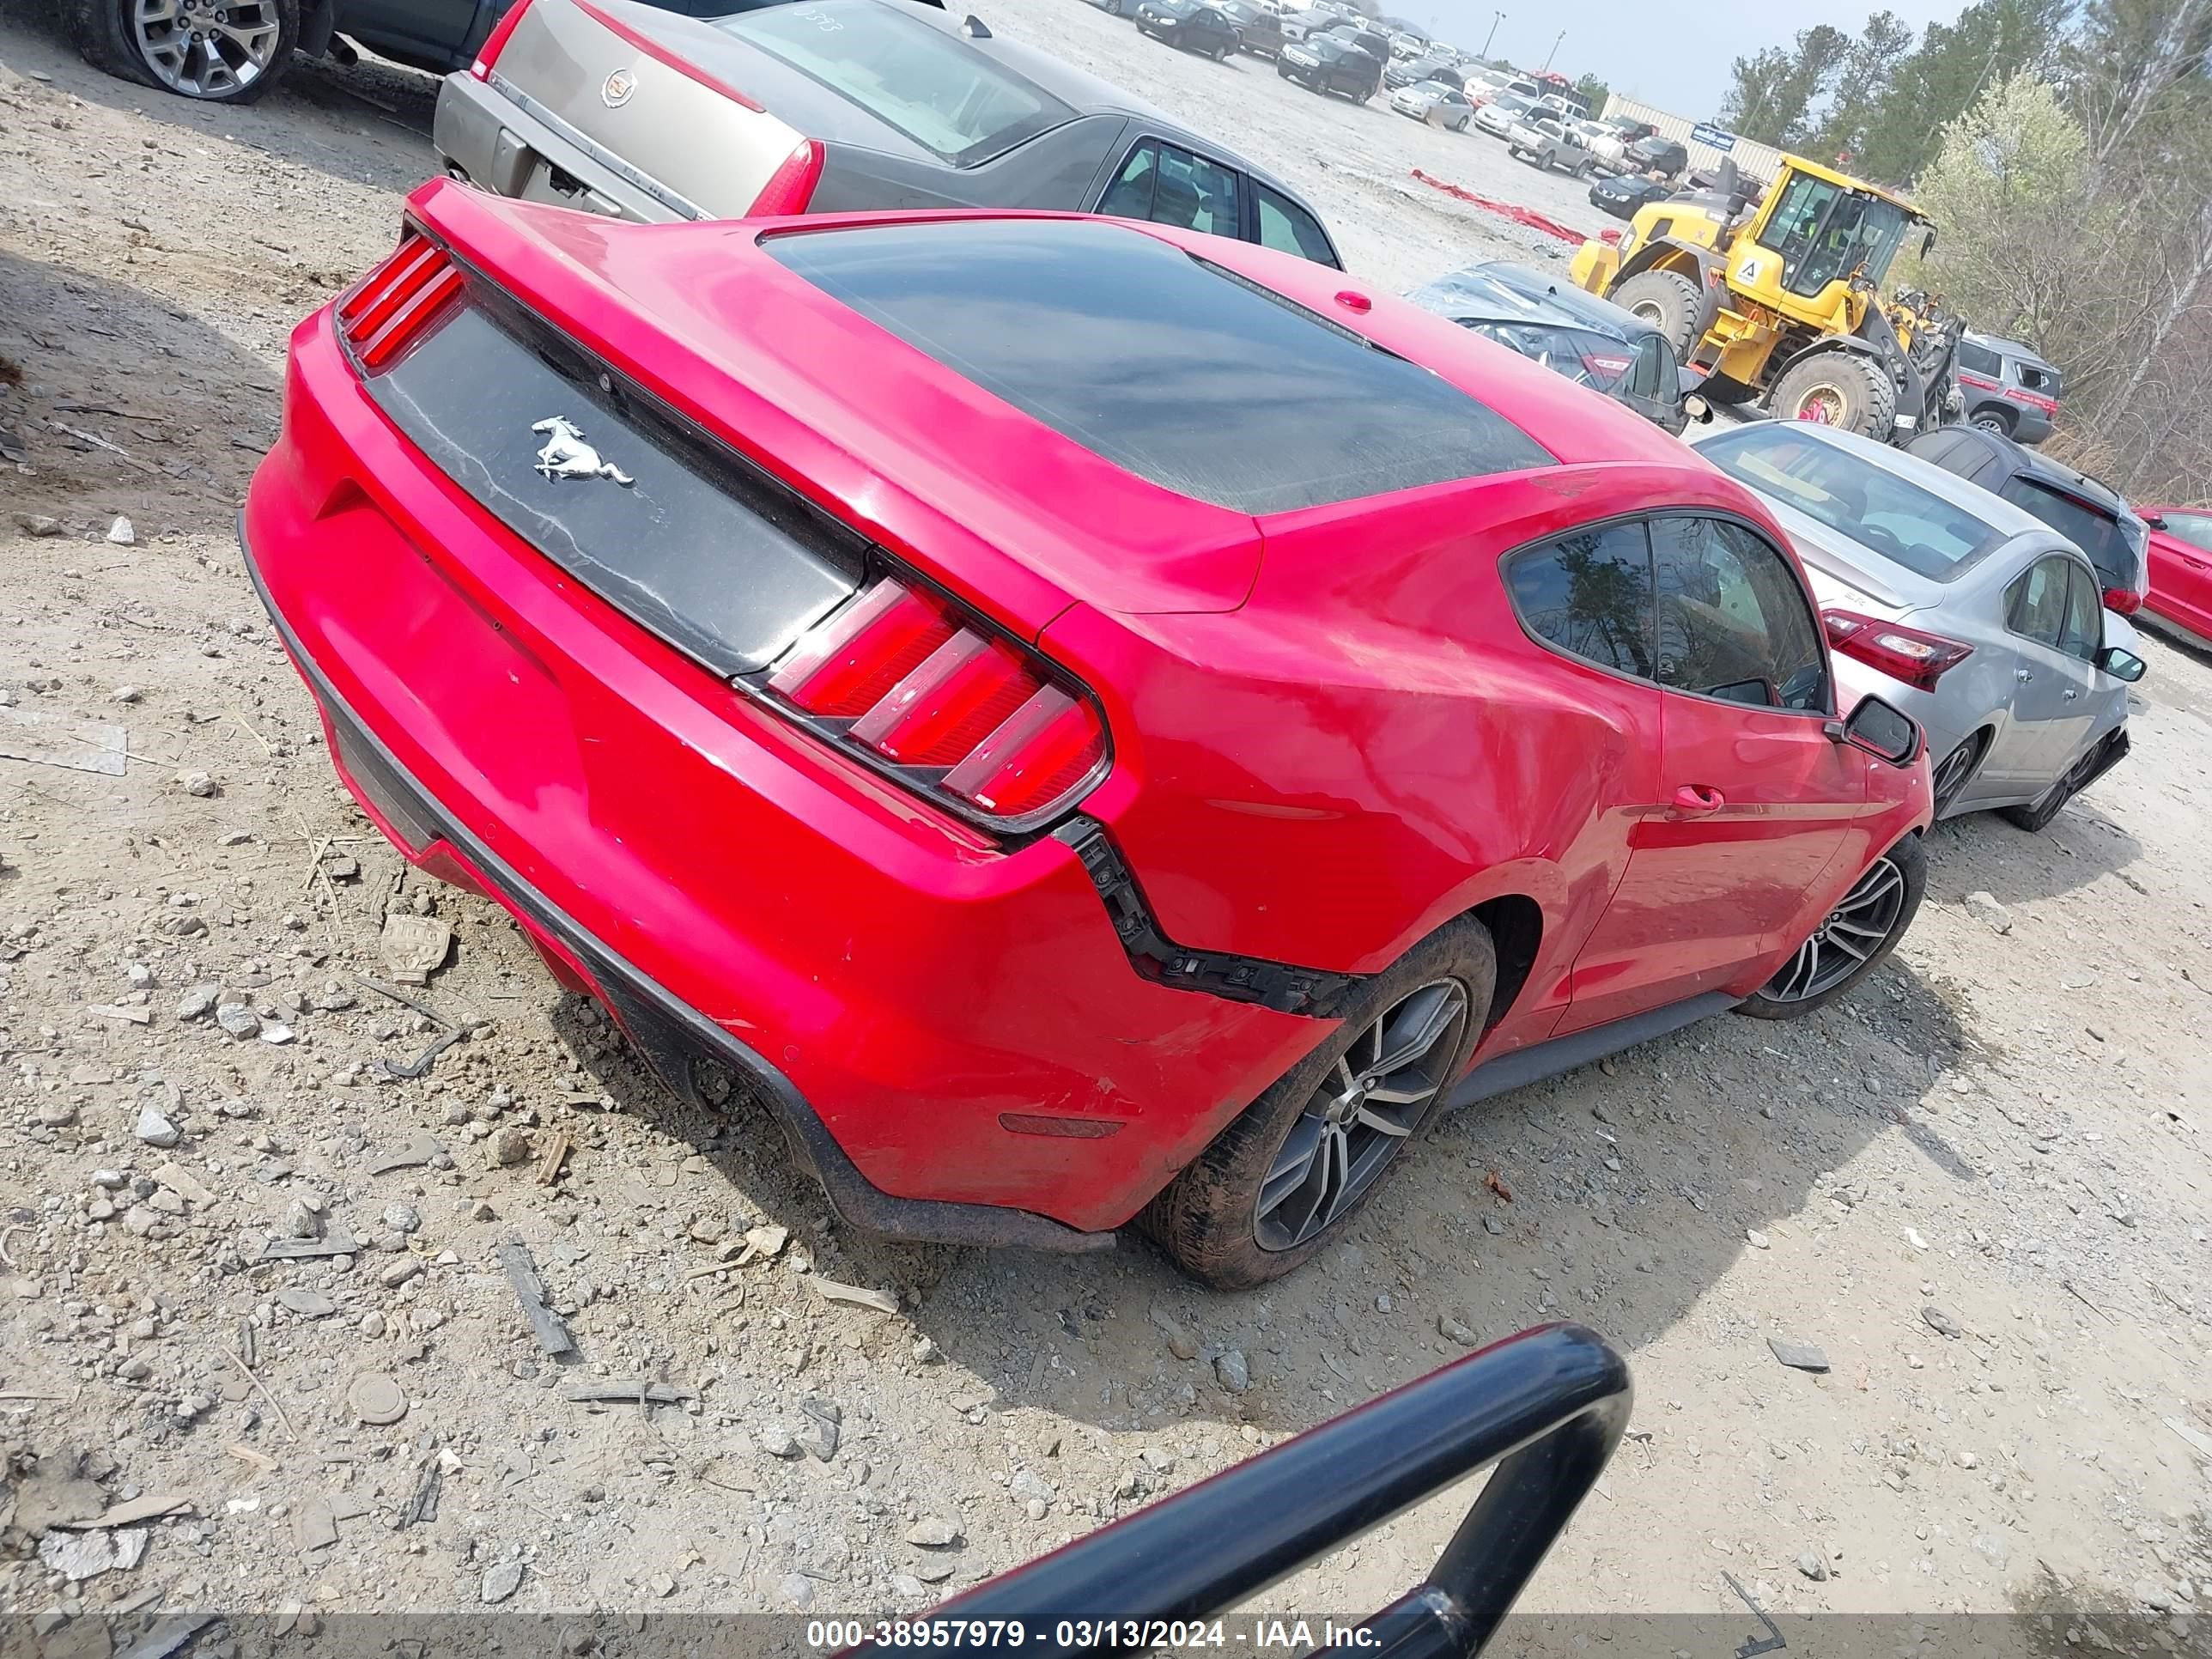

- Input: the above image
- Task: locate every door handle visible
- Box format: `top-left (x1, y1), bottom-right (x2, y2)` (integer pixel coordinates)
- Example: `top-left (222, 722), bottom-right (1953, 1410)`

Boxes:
top-left (2015, 668), bottom-right (2034, 683)
top-left (1671, 784), bottom-right (1724, 815)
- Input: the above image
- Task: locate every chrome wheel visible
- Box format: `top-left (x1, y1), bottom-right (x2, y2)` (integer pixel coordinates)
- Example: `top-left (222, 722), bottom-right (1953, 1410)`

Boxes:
top-left (1763, 856), bottom-right (1908, 1004)
top-left (1254, 978), bottom-right (1469, 1251)
top-left (133, 0), bottom-right (282, 95)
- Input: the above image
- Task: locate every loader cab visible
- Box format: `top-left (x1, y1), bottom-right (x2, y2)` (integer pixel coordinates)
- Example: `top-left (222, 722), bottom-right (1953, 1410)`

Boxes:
top-left (1740, 158), bottom-right (1926, 311)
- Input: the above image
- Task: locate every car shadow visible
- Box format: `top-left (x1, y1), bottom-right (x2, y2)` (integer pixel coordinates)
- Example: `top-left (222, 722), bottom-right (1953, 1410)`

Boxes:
top-left (553, 950), bottom-right (1971, 1460)
top-left (1925, 796), bottom-right (2144, 909)
top-left (0, 0), bottom-right (438, 194)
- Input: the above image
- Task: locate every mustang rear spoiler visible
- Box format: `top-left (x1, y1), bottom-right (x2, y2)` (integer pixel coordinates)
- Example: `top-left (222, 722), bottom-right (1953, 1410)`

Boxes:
top-left (852, 1322), bottom-right (1631, 1658)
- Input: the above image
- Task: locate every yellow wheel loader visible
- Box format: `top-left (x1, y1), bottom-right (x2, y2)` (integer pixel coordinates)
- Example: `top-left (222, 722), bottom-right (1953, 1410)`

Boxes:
top-left (1569, 154), bottom-right (1962, 444)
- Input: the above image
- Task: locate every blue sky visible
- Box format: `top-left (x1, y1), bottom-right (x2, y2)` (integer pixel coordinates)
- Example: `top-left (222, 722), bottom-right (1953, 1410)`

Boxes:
top-left (1404, 0), bottom-right (1976, 117)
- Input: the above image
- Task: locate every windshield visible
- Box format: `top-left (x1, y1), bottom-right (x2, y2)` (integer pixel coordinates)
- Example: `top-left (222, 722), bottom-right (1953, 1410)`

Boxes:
top-left (1753, 173), bottom-right (1911, 297)
top-left (719, 2), bottom-right (1073, 167)
top-left (1462, 322), bottom-right (1633, 391)
top-left (1698, 428), bottom-right (2008, 581)
top-left (2000, 478), bottom-right (2139, 590)
top-left (1491, 94), bottom-right (1530, 114)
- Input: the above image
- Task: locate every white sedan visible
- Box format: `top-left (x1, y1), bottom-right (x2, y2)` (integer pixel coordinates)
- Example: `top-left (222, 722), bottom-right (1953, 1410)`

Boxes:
top-left (1472, 93), bottom-right (1534, 137)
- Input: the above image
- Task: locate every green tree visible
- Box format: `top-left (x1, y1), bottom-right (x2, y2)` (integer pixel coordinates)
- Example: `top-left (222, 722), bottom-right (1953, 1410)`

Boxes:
top-left (1575, 72), bottom-right (1610, 114)
top-left (1857, 0), bottom-right (2069, 184)
top-left (1806, 10), bottom-right (1915, 166)
top-left (1720, 26), bottom-right (1850, 146)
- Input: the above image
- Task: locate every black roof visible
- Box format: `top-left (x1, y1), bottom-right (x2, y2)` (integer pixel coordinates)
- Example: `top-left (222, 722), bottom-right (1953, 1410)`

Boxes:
top-left (765, 218), bottom-right (1555, 515)
top-left (1909, 426), bottom-right (2126, 514)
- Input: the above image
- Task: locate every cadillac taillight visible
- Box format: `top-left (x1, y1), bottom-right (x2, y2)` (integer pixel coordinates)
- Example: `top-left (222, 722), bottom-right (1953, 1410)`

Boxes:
top-left (470, 0), bottom-right (533, 78)
top-left (336, 230), bottom-right (462, 372)
top-left (1822, 609), bottom-right (1973, 692)
top-left (765, 576), bottom-right (1107, 826)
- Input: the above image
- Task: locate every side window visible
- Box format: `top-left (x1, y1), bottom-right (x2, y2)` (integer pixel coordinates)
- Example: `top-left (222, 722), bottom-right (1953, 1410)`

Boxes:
top-left (1957, 340), bottom-right (2002, 377)
top-left (2006, 555), bottom-right (2071, 647)
top-left (1254, 183), bottom-right (1340, 267)
top-left (1651, 517), bottom-right (1826, 710)
top-left (2165, 512), bottom-right (2212, 552)
top-left (1626, 337), bottom-right (1668, 400)
top-left (1504, 521), bottom-right (1655, 680)
top-left (2058, 561), bottom-right (2101, 661)
top-left (1100, 142), bottom-right (1241, 239)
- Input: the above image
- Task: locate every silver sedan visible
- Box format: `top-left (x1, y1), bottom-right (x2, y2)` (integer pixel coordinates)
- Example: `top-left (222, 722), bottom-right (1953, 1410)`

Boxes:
top-left (1689, 422), bottom-right (2147, 831)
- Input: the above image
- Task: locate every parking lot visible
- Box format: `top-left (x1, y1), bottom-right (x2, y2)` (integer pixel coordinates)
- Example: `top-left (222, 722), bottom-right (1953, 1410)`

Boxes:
top-left (3, 0), bottom-right (2211, 1640)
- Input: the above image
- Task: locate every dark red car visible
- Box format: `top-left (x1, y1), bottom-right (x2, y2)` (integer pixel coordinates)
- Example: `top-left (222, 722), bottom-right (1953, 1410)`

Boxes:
top-left (2139, 505), bottom-right (2212, 644)
top-left (243, 182), bottom-right (1932, 1286)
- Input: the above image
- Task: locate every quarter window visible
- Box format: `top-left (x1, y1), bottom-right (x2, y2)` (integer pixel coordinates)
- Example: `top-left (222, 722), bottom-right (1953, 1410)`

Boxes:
top-left (1099, 142), bottom-right (1243, 240)
top-left (1505, 522), bottom-right (1655, 680)
top-left (1650, 517), bottom-right (1826, 709)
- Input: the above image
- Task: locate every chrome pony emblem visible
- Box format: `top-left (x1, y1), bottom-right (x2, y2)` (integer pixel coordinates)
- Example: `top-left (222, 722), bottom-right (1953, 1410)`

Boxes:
top-left (530, 416), bottom-right (634, 485)
top-left (601, 66), bottom-right (636, 107)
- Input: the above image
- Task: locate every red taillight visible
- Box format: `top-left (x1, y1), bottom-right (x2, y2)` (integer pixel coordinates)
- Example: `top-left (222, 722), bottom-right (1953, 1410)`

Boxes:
top-left (749, 139), bottom-right (823, 217)
top-left (2102, 586), bottom-right (2143, 616)
top-left (470, 0), bottom-right (532, 78)
top-left (1582, 349), bottom-right (1632, 384)
top-left (766, 576), bottom-right (1107, 825)
top-left (1822, 609), bottom-right (1974, 692)
top-left (336, 230), bottom-right (463, 372)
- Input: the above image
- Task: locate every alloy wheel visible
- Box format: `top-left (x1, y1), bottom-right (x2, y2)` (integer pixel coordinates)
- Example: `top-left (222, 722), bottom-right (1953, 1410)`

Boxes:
top-left (132, 0), bottom-right (282, 95)
top-left (1762, 855), bottom-right (1907, 1003)
top-left (1254, 978), bottom-right (1469, 1251)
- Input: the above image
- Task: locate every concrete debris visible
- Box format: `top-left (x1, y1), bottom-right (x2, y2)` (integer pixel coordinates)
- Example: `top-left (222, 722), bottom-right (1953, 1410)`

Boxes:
top-left (811, 1277), bottom-right (898, 1315)
top-left (1963, 891), bottom-right (2013, 934)
top-left (346, 1371), bottom-right (409, 1425)
top-left (1767, 1338), bottom-right (1828, 1372)
top-left (175, 769), bottom-right (216, 797)
top-left (905, 1516), bottom-right (961, 1547)
top-left (379, 913), bottom-right (453, 984)
top-left (480, 1559), bottom-right (526, 1604)
top-left (495, 1237), bottom-right (575, 1357)
top-left (106, 515), bottom-right (136, 545)
top-left (135, 1109), bottom-right (181, 1148)
top-left (1214, 1349), bottom-right (1251, 1393)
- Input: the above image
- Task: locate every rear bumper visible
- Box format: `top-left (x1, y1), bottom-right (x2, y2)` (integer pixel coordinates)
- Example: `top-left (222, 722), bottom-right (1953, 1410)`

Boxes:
top-left (432, 69), bottom-right (684, 226)
top-left (242, 309), bottom-right (1322, 1243)
top-left (245, 555), bottom-right (1104, 1253)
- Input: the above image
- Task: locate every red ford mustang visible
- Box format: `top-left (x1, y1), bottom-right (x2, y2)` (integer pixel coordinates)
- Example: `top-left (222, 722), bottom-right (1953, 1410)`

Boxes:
top-left (244, 181), bottom-right (1932, 1286)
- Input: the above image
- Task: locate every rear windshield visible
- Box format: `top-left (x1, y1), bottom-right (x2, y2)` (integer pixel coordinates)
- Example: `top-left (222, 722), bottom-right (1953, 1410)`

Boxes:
top-left (1460, 322), bottom-right (1633, 391)
top-left (1698, 427), bottom-right (2006, 581)
top-left (765, 218), bottom-right (1555, 514)
top-left (2000, 478), bottom-right (2136, 587)
top-left (717, 1), bottom-right (1072, 167)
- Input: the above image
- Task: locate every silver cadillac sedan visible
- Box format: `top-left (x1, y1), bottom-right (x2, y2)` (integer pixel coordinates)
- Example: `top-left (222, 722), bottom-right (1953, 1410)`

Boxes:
top-left (1691, 422), bottom-right (2146, 831)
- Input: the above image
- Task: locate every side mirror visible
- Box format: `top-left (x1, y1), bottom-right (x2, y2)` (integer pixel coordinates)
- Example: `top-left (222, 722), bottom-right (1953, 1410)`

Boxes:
top-left (1682, 392), bottom-right (1712, 423)
top-left (1840, 694), bottom-right (1922, 765)
top-left (2096, 646), bottom-right (2148, 683)
top-left (2143, 513), bottom-right (2168, 531)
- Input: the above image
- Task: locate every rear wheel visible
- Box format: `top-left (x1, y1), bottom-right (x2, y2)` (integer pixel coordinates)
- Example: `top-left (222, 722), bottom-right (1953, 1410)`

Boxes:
top-left (70, 0), bottom-right (296, 100)
top-left (1972, 406), bottom-right (2016, 436)
top-left (1146, 918), bottom-right (1493, 1289)
top-left (1609, 269), bottom-right (1702, 357)
top-left (1736, 834), bottom-right (1925, 1019)
top-left (1767, 351), bottom-right (1899, 441)
top-left (1930, 728), bottom-right (1990, 817)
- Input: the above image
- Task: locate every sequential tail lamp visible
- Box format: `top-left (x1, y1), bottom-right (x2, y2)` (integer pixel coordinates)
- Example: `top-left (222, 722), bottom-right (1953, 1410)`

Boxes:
top-left (766, 576), bottom-right (1108, 827)
top-left (1821, 609), bottom-right (1974, 693)
top-left (335, 231), bottom-right (463, 372)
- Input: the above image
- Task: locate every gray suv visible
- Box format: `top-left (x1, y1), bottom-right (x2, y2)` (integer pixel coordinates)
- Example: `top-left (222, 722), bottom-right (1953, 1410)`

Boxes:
top-left (1956, 331), bottom-right (2062, 444)
top-left (434, 0), bottom-right (1342, 265)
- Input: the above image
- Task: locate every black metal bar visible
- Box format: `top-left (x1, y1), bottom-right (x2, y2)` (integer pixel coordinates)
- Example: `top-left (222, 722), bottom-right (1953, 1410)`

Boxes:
top-left (856, 1322), bottom-right (1630, 1658)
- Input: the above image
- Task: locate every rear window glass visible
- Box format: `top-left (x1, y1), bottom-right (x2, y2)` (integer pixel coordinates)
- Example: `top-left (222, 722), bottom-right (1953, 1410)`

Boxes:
top-left (765, 217), bottom-right (1555, 514)
top-left (718, 2), bottom-right (1072, 167)
top-left (1460, 321), bottom-right (1632, 391)
top-left (1698, 427), bottom-right (2006, 581)
top-left (1999, 478), bottom-right (2136, 587)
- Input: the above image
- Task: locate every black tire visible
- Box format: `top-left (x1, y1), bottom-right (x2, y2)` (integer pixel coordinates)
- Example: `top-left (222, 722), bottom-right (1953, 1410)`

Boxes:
top-left (1609, 269), bottom-right (1703, 357)
top-left (72, 0), bottom-right (298, 99)
top-left (1929, 728), bottom-right (1990, 818)
top-left (1146, 918), bottom-right (1495, 1289)
top-left (1972, 407), bottom-right (2016, 436)
top-left (1736, 832), bottom-right (1926, 1019)
top-left (1766, 351), bottom-right (1898, 441)
top-left (1999, 730), bottom-right (2111, 831)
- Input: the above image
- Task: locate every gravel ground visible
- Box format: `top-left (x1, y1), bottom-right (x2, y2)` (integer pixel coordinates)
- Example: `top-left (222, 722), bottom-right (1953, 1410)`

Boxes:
top-left (3, 0), bottom-right (2210, 1648)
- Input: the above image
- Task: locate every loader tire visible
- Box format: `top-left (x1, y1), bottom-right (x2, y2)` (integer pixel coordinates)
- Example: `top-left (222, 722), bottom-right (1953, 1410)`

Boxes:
top-left (1609, 269), bottom-right (1702, 357)
top-left (1768, 350), bottom-right (1898, 441)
